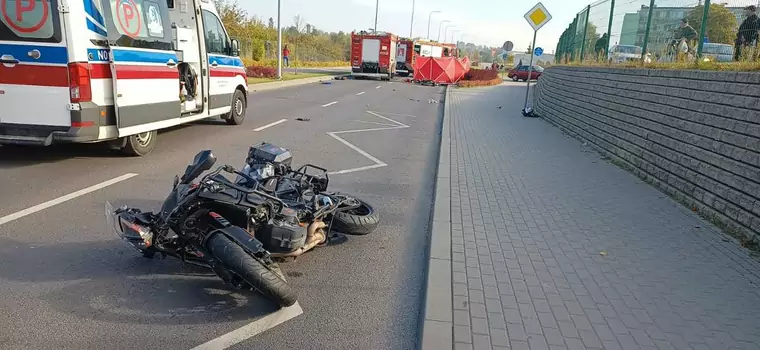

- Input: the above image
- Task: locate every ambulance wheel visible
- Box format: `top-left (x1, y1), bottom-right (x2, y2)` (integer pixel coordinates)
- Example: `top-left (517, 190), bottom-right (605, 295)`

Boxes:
top-left (121, 130), bottom-right (157, 156)
top-left (225, 90), bottom-right (246, 125)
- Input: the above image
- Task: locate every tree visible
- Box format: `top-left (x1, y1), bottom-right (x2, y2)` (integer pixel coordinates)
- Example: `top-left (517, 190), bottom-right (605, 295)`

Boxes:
top-left (268, 17), bottom-right (275, 29)
top-left (687, 3), bottom-right (737, 45)
top-left (526, 44), bottom-right (532, 53)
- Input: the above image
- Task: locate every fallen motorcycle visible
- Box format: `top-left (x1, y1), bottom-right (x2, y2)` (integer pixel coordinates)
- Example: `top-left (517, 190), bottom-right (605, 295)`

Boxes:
top-left (234, 142), bottom-right (381, 246)
top-left (106, 146), bottom-right (380, 307)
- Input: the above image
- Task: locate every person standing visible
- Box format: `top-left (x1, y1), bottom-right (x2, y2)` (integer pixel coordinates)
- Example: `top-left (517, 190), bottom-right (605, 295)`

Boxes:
top-left (283, 45), bottom-right (291, 67)
top-left (735, 5), bottom-right (760, 61)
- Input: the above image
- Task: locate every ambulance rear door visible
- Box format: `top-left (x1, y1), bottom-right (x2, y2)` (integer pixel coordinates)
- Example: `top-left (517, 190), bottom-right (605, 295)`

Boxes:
top-left (100, 0), bottom-right (180, 133)
top-left (0, 0), bottom-right (71, 127)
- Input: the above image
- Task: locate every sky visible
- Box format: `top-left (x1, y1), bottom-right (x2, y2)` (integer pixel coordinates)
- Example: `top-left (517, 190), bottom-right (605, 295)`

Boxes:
top-left (240, 0), bottom-right (584, 54)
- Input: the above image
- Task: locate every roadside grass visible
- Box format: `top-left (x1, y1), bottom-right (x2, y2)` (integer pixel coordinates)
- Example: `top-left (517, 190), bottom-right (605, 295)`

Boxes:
top-left (247, 72), bottom-right (334, 84)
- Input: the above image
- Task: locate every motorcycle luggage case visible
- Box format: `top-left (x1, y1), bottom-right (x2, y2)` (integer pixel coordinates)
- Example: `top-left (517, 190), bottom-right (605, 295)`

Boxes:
top-left (247, 142), bottom-right (293, 168)
top-left (257, 208), bottom-right (307, 253)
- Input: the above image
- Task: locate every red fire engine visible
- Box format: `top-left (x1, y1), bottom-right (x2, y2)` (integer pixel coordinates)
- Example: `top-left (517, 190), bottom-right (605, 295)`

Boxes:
top-left (350, 31), bottom-right (399, 80)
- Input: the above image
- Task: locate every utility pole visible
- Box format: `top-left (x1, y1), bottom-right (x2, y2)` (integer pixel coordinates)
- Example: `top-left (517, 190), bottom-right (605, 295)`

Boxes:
top-left (277, 0), bottom-right (282, 80)
top-left (409, 0), bottom-right (415, 38)
top-left (427, 11), bottom-right (440, 40)
top-left (374, 0), bottom-right (379, 32)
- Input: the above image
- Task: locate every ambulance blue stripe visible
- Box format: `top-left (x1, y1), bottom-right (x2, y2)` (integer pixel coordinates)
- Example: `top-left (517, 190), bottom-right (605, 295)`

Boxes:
top-left (86, 18), bottom-right (107, 37)
top-left (209, 55), bottom-right (244, 68)
top-left (83, 0), bottom-right (105, 26)
top-left (112, 49), bottom-right (178, 64)
top-left (0, 44), bottom-right (68, 64)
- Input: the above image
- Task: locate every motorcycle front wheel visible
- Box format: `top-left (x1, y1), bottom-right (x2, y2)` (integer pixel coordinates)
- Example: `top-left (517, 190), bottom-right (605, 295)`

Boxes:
top-left (207, 234), bottom-right (297, 307)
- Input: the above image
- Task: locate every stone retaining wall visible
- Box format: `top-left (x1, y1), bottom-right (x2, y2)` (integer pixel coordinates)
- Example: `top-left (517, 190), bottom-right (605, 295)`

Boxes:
top-left (533, 66), bottom-right (760, 241)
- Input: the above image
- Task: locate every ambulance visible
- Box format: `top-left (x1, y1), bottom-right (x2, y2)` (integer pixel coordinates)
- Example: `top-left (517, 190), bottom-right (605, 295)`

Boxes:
top-left (0, 0), bottom-right (248, 156)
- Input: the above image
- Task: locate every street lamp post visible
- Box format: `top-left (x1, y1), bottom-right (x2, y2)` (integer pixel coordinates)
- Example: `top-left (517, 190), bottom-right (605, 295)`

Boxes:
top-left (427, 10), bottom-right (440, 40)
top-left (444, 25), bottom-right (455, 43)
top-left (409, 0), bottom-right (415, 38)
top-left (374, 0), bottom-right (379, 32)
top-left (277, 0), bottom-right (282, 80)
top-left (450, 29), bottom-right (459, 43)
top-left (437, 20), bottom-right (450, 41)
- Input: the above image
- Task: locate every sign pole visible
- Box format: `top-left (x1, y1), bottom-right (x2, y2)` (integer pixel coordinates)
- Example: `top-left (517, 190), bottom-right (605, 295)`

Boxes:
top-left (523, 30), bottom-right (537, 112)
top-left (521, 2), bottom-right (551, 117)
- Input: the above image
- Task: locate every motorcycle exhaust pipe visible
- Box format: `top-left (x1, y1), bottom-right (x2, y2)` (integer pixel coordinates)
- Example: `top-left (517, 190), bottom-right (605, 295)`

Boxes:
top-left (270, 221), bottom-right (328, 258)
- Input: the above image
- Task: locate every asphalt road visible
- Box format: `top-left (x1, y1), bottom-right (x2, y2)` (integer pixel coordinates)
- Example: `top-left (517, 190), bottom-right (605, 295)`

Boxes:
top-left (0, 78), bottom-right (444, 350)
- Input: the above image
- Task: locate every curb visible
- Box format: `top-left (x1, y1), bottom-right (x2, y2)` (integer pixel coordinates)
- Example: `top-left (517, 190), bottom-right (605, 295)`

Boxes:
top-left (247, 74), bottom-right (349, 93)
top-left (419, 85), bottom-right (453, 350)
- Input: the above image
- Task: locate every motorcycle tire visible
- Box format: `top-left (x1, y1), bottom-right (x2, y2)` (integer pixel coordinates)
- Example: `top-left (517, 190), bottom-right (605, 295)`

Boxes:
top-left (329, 196), bottom-right (380, 235)
top-left (207, 234), bottom-right (297, 307)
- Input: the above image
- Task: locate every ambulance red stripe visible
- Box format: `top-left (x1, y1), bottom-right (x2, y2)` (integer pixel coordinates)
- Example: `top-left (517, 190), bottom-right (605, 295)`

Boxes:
top-left (209, 67), bottom-right (246, 79)
top-left (89, 63), bottom-right (112, 79)
top-left (0, 65), bottom-right (69, 87)
top-left (114, 65), bottom-right (179, 79)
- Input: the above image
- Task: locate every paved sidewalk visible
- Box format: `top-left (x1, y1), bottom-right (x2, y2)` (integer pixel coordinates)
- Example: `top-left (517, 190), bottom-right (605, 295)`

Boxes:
top-left (422, 83), bottom-right (760, 350)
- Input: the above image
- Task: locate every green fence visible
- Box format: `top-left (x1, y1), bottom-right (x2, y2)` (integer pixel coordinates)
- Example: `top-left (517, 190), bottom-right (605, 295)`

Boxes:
top-left (555, 0), bottom-right (760, 65)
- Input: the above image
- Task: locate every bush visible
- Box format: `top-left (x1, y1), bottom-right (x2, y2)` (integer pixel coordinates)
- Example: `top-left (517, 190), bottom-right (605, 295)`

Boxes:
top-left (242, 58), bottom-right (349, 68)
top-left (246, 65), bottom-right (277, 78)
top-left (458, 77), bottom-right (503, 88)
top-left (463, 68), bottom-right (499, 81)
top-left (250, 39), bottom-right (265, 61)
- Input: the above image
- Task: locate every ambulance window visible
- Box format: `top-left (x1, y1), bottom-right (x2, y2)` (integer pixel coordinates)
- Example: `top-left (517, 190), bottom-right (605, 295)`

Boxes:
top-left (201, 9), bottom-right (229, 55)
top-left (0, 0), bottom-right (62, 42)
top-left (101, 0), bottom-right (172, 50)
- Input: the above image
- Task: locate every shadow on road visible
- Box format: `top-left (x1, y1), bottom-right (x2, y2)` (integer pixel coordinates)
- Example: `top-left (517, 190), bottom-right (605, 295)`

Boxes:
top-left (0, 195), bottom-right (280, 325)
top-left (0, 121), bottom-right (224, 170)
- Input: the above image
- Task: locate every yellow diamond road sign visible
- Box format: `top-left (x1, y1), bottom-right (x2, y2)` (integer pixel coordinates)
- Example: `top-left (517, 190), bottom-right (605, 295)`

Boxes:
top-left (524, 2), bottom-right (552, 31)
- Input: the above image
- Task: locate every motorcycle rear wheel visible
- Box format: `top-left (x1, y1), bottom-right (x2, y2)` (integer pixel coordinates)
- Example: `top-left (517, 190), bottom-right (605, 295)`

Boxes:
top-left (207, 234), bottom-right (297, 307)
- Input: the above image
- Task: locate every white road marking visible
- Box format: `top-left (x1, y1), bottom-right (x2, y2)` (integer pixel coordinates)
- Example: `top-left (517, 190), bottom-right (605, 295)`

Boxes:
top-left (327, 111), bottom-right (411, 175)
top-left (0, 173), bottom-right (139, 226)
top-left (351, 120), bottom-right (398, 127)
top-left (356, 92), bottom-right (366, 95)
top-left (190, 302), bottom-right (304, 350)
top-left (253, 118), bottom-right (288, 132)
top-left (321, 101), bottom-right (339, 107)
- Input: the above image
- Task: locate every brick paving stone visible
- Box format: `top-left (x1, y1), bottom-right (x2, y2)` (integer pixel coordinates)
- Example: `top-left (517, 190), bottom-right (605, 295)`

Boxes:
top-left (443, 85), bottom-right (760, 348)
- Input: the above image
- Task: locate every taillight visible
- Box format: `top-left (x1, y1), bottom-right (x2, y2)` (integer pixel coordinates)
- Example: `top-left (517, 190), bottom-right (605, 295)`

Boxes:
top-left (68, 62), bottom-right (92, 103)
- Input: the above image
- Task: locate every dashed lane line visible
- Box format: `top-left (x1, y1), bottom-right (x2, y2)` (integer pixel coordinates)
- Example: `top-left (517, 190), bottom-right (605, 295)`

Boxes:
top-left (253, 118), bottom-right (288, 132)
top-left (0, 173), bottom-right (139, 226)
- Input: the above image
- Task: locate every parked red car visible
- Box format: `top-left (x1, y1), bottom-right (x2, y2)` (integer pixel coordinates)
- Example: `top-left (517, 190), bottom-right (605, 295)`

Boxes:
top-left (508, 65), bottom-right (544, 81)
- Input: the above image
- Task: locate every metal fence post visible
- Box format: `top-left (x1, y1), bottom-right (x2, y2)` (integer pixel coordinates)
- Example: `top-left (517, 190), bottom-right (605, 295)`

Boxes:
top-left (570, 14), bottom-right (580, 61)
top-left (640, 0), bottom-right (656, 60)
top-left (605, 0), bottom-right (615, 60)
top-left (579, 5), bottom-right (590, 62)
top-left (697, 0), bottom-right (711, 57)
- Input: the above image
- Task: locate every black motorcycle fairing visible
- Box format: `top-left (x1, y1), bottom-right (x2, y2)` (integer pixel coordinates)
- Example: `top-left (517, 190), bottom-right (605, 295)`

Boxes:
top-left (180, 150), bottom-right (217, 185)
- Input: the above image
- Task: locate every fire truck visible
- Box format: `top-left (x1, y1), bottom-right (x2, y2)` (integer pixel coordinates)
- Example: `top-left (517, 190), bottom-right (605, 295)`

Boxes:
top-left (350, 31), bottom-right (398, 81)
top-left (395, 39), bottom-right (460, 77)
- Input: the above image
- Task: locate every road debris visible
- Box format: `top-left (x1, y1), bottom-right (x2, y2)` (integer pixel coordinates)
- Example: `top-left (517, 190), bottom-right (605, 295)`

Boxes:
top-left (296, 117), bottom-right (311, 122)
top-left (320, 81), bottom-right (332, 85)
top-left (599, 251), bottom-right (608, 256)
